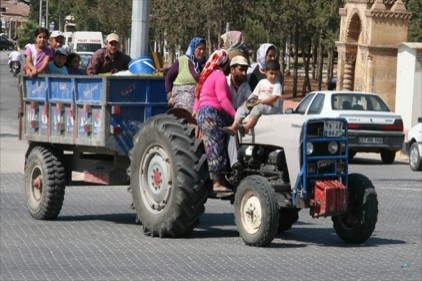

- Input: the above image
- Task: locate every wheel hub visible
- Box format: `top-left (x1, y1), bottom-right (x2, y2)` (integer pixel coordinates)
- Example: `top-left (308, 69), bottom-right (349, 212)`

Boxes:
top-left (241, 192), bottom-right (262, 234)
top-left (31, 166), bottom-right (43, 201)
top-left (140, 146), bottom-right (172, 214)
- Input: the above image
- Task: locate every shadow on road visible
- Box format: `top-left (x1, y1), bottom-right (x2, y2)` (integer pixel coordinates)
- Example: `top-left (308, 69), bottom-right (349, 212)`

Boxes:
top-left (57, 213), bottom-right (137, 224)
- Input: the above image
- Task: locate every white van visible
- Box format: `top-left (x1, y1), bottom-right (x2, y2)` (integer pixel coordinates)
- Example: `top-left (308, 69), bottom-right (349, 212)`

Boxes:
top-left (72, 31), bottom-right (104, 53)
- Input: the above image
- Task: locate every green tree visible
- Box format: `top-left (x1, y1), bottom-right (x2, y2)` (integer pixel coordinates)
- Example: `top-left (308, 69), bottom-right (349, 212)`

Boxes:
top-left (407, 0), bottom-right (422, 42)
top-left (17, 20), bottom-right (38, 48)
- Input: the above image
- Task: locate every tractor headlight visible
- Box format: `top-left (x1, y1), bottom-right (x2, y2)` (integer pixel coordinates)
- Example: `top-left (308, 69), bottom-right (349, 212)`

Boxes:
top-left (306, 142), bottom-right (314, 155)
top-left (328, 141), bottom-right (339, 154)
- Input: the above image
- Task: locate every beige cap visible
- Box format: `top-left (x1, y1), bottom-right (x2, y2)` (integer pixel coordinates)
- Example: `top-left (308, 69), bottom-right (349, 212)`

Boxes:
top-left (50, 30), bottom-right (64, 38)
top-left (106, 33), bottom-right (120, 43)
top-left (230, 55), bottom-right (249, 67)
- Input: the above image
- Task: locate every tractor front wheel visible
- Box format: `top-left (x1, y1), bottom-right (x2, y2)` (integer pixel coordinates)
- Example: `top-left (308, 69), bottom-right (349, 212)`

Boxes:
top-left (332, 173), bottom-right (378, 243)
top-left (234, 175), bottom-right (279, 247)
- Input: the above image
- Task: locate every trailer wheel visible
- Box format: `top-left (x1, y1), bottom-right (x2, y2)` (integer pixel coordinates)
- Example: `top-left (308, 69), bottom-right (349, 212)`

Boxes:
top-left (409, 142), bottom-right (422, 171)
top-left (25, 145), bottom-right (66, 220)
top-left (332, 173), bottom-right (378, 243)
top-left (129, 114), bottom-right (208, 238)
top-left (380, 150), bottom-right (395, 164)
top-left (234, 175), bottom-right (279, 247)
top-left (278, 208), bottom-right (299, 232)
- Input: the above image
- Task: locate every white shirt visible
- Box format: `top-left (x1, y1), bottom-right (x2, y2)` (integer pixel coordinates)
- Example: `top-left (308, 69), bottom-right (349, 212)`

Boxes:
top-left (251, 78), bottom-right (282, 101)
top-left (9, 51), bottom-right (22, 61)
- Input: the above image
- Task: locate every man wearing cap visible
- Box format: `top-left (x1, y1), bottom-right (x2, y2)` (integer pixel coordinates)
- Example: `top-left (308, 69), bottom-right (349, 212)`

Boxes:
top-left (50, 30), bottom-right (65, 52)
top-left (47, 47), bottom-right (69, 74)
top-left (86, 33), bottom-right (131, 75)
top-left (226, 55), bottom-right (252, 180)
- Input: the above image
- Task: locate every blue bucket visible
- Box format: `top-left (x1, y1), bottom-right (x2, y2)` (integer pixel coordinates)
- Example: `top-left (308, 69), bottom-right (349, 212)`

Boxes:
top-left (129, 56), bottom-right (156, 75)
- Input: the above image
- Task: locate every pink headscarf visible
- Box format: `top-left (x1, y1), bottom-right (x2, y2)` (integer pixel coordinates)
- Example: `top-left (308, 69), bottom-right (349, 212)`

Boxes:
top-left (195, 49), bottom-right (229, 98)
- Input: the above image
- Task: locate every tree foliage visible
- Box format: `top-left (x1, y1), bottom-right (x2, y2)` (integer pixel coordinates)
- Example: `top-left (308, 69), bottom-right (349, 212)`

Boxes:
top-left (21, 0), bottom-right (421, 96)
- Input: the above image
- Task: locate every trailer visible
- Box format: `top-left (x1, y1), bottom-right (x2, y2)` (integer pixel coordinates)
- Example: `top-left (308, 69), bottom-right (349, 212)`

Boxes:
top-left (19, 74), bottom-right (378, 247)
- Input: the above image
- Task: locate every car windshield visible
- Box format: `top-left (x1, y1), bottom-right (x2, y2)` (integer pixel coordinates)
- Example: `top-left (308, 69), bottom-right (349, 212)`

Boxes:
top-left (79, 54), bottom-right (93, 68)
top-left (331, 93), bottom-right (391, 112)
top-left (76, 43), bottom-right (102, 53)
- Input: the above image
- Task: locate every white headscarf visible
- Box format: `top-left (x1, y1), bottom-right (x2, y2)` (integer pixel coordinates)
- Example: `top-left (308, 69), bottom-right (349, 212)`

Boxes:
top-left (257, 43), bottom-right (277, 70)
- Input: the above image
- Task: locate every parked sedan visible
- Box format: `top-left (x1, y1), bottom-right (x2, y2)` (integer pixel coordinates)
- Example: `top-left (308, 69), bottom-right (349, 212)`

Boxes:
top-left (404, 117), bottom-right (422, 171)
top-left (0, 36), bottom-right (15, 50)
top-left (285, 91), bottom-right (404, 163)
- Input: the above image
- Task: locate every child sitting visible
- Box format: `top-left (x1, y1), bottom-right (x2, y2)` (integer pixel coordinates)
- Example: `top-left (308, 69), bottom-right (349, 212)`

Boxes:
top-left (47, 48), bottom-right (69, 74)
top-left (223, 60), bottom-right (282, 137)
top-left (24, 27), bottom-right (54, 77)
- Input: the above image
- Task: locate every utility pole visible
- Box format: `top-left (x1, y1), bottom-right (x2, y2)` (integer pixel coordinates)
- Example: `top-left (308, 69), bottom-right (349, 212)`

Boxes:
top-left (130, 0), bottom-right (151, 58)
top-left (39, 0), bottom-right (43, 26)
top-left (45, 0), bottom-right (49, 30)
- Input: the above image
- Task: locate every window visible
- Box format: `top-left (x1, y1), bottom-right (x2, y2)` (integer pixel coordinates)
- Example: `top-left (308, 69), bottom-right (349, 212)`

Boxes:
top-left (307, 94), bottom-right (325, 114)
top-left (295, 93), bottom-right (315, 114)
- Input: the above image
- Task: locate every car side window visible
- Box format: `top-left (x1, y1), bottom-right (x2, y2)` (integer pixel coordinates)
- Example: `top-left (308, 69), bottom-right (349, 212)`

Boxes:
top-left (295, 93), bottom-right (315, 114)
top-left (307, 94), bottom-right (325, 114)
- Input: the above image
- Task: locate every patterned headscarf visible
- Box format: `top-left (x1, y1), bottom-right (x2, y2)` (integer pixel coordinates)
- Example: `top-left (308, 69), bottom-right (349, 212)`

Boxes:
top-left (221, 31), bottom-right (243, 51)
top-left (257, 43), bottom-right (277, 70)
top-left (185, 36), bottom-right (206, 73)
top-left (195, 49), bottom-right (229, 98)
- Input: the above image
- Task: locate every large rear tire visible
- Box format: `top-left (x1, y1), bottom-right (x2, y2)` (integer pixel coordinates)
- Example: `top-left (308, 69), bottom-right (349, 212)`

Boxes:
top-left (129, 114), bottom-right (208, 237)
top-left (25, 145), bottom-right (66, 220)
top-left (332, 173), bottom-right (378, 243)
top-left (234, 175), bottom-right (279, 247)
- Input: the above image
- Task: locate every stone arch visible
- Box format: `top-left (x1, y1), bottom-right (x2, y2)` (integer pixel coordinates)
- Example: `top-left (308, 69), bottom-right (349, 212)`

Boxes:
top-left (346, 11), bottom-right (363, 44)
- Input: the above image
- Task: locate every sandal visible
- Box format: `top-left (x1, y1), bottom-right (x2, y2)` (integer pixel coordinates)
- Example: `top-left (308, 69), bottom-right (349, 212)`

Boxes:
top-left (212, 184), bottom-right (234, 198)
top-left (236, 123), bottom-right (246, 137)
top-left (221, 127), bottom-right (236, 136)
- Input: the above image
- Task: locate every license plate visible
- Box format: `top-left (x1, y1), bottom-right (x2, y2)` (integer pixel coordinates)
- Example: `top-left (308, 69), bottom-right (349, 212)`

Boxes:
top-left (359, 137), bottom-right (383, 144)
top-left (324, 121), bottom-right (342, 137)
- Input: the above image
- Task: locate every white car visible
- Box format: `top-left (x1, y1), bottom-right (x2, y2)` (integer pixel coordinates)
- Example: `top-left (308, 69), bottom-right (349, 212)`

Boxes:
top-left (285, 91), bottom-right (405, 163)
top-left (405, 117), bottom-right (422, 171)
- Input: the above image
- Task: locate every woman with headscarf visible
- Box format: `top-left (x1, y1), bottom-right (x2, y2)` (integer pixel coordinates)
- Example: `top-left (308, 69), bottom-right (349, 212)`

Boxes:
top-left (193, 49), bottom-right (235, 196)
top-left (248, 43), bottom-right (282, 91)
top-left (220, 30), bottom-right (249, 63)
top-left (165, 37), bottom-right (206, 113)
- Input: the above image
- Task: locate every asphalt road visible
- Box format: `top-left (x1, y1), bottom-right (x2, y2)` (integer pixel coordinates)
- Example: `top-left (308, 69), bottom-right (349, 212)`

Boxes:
top-left (1, 51), bottom-right (421, 281)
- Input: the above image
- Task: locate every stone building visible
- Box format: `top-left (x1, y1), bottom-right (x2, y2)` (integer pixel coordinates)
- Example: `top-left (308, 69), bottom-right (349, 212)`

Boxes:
top-left (335, 0), bottom-right (411, 111)
top-left (0, 0), bottom-right (30, 40)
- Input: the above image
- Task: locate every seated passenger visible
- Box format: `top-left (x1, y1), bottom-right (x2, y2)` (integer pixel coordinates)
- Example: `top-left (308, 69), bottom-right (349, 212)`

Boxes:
top-left (66, 53), bottom-right (85, 75)
top-left (86, 33), bottom-right (131, 75)
top-left (47, 48), bottom-right (69, 74)
top-left (24, 27), bottom-right (53, 77)
top-left (223, 60), bottom-right (282, 137)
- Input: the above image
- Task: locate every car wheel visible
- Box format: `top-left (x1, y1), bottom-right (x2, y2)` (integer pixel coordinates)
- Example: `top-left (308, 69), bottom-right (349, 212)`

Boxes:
top-left (409, 142), bottom-right (422, 171)
top-left (380, 150), bottom-right (395, 164)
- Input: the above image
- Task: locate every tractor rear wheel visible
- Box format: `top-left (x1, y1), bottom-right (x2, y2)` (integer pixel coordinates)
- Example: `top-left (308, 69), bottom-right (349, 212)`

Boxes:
top-left (234, 175), bottom-right (279, 247)
top-left (129, 114), bottom-right (208, 237)
top-left (332, 173), bottom-right (378, 243)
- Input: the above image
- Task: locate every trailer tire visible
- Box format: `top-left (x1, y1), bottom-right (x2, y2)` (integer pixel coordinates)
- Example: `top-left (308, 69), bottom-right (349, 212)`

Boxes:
top-left (234, 175), bottom-right (279, 247)
top-left (129, 114), bottom-right (208, 238)
top-left (332, 173), bottom-right (378, 244)
top-left (25, 145), bottom-right (66, 220)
